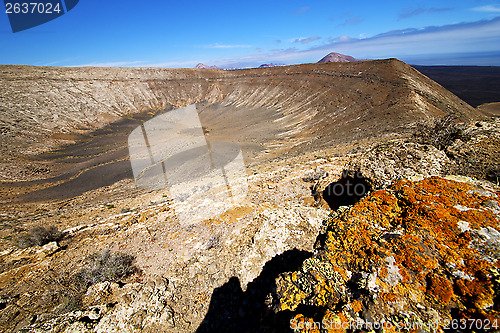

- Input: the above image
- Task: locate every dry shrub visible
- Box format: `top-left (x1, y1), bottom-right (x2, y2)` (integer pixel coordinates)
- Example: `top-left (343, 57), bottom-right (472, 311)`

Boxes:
top-left (413, 115), bottom-right (469, 150)
top-left (17, 226), bottom-right (63, 248)
top-left (75, 249), bottom-right (138, 288)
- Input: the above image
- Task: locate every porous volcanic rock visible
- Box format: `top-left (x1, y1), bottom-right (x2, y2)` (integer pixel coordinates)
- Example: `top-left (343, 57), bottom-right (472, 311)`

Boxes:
top-left (445, 118), bottom-right (500, 184)
top-left (345, 140), bottom-right (453, 190)
top-left (273, 176), bottom-right (500, 331)
top-left (344, 118), bottom-right (500, 191)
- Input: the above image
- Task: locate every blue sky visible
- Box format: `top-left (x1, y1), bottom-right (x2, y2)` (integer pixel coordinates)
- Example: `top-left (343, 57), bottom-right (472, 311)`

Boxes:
top-left (1, 0), bottom-right (500, 67)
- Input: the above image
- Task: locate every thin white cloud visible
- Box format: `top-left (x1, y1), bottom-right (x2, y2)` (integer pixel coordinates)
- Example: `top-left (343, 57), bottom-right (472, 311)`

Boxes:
top-left (399, 7), bottom-right (452, 19)
top-left (216, 17), bottom-right (500, 67)
top-left (43, 60), bottom-right (66, 66)
top-left (314, 17), bottom-right (500, 58)
top-left (472, 5), bottom-right (500, 13)
top-left (328, 35), bottom-right (356, 43)
top-left (71, 61), bottom-right (146, 67)
top-left (292, 36), bottom-right (321, 44)
top-left (41, 56), bottom-right (81, 66)
top-left (205, 43), bottom-right (252, 49)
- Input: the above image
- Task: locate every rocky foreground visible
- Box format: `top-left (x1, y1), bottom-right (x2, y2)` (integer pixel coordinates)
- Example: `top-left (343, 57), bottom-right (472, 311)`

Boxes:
top-left (0, 61), bottom-right (499, 332)
top-left (1, 120), bottom-right (499, 332)
top-left (274, 176), bottom-right (500, 332)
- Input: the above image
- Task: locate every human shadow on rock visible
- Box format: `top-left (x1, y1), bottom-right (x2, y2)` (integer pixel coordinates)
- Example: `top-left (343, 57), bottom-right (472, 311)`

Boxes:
top-left (196, 249), bottom-right (313, 333)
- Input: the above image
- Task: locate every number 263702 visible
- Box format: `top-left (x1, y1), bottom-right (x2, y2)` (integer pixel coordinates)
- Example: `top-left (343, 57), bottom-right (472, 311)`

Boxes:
top-left (5, 2), bottom-right (62, 14)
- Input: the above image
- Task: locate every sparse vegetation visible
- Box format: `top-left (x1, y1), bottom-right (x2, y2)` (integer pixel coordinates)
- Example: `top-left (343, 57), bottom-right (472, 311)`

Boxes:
top-left (413, 115), bottom-right (470, 150)
top-left (412, 116), bottom-right (500, 183)
top-left (17, 226), bottom-right (63, 248)
top-left (75, 249), bottom-right (138, 288)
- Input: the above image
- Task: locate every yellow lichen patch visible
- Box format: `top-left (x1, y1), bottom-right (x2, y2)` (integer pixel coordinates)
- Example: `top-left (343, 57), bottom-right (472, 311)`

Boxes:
top-left (291, 312), bottom-right (354, 333)
top-left (381, 292), bottom-right (398, 303)
top-left (379, 266), bottom-right (388, 279)
top-left (333, 266), bottom-right (349, 281)
top-left (203, 205), bottom-right (254, 226)
top-left (398, 266), bottom-right (412, 284)
top-left (350, 299), bottom-right (363, 313)
top-left (138, 214), bottom-right (148, 223)
top-left (276, 272), bottom-right (308, 311)
top-left (291, 314), bottom-right (323, 333)
top-left (275, 176), bottom-right (500, 329)
top-left (323, 311), bottom-right (350, 333)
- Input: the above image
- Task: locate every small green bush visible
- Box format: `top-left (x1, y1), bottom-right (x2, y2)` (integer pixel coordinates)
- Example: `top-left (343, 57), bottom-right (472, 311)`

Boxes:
top-left (75, 249), bottom-right (137, 287)
top-left (17, 226), bottom-right (63, 248)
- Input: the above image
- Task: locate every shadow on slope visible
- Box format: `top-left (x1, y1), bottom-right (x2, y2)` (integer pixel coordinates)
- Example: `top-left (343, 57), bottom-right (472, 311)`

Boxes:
top-left (196, 249), bottom-right (313, 333)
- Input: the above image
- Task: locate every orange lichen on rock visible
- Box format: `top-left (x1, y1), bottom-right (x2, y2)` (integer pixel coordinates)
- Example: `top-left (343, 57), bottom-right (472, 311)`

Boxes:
top-left (381, 292), bottom-right (398, 303)
top-left (274, 176), bottom-right (500, 330)
top-left (426, 273), bottom-right (453, 305)
top-left (379, 266), bottom-right (388, 279)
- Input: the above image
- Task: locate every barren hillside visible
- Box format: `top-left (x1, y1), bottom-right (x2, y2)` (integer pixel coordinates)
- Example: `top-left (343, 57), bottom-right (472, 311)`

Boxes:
top-left (0, 59), bottom-right (480, 180)
top-left (0, 60), bottom-right (497, 333)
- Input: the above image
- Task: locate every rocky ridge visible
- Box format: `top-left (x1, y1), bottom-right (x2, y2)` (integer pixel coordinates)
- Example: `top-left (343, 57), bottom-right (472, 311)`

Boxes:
top-left (0, 61), bottom-right (498, 332)
top-left (0, 59), bottom-right (481, 182)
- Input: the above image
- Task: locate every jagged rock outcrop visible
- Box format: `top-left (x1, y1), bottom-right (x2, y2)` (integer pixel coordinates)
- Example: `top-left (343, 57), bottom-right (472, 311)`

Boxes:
top-left (445, 119), bottom-right (500, 184)
top-left (344, 118), bottom-right (500, 190)
top-left (345, 140), bottom-right (453, 190)
top-left (273, 176), bottom-right (500, 331)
